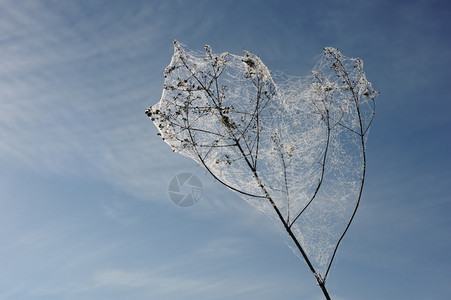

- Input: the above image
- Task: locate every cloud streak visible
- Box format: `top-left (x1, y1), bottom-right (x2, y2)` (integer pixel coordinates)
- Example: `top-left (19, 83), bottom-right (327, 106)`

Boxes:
top-left (0, 1), bottom-right (185, 201)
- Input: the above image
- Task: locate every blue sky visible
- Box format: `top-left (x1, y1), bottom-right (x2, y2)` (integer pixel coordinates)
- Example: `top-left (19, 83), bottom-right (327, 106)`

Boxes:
top-left (0, 0), bottom-right (450, 299)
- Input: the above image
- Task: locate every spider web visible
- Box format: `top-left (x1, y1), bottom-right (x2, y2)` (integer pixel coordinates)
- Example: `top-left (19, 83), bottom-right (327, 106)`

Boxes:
top-left (146, 41), bottom-right (377, 278)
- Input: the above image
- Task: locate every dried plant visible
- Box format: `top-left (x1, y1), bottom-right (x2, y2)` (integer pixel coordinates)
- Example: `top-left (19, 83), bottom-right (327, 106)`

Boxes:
top-left (146, 41), bottom-right (378, 299)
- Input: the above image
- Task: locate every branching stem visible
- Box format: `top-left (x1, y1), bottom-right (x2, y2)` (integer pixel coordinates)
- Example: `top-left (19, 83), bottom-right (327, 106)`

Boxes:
top-left (149, 42), bottom-right (377, 300)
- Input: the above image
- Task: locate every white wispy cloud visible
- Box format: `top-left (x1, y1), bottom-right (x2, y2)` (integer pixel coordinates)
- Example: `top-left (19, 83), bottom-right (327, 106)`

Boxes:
top-left (0, 1), bottom-right (184, 202)
top-left (91, 266), bottom-right (280, 299)
top-left (100, 199), bottom-right (139, 225)
top-left (198, 236), bottom-right (247, 257)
